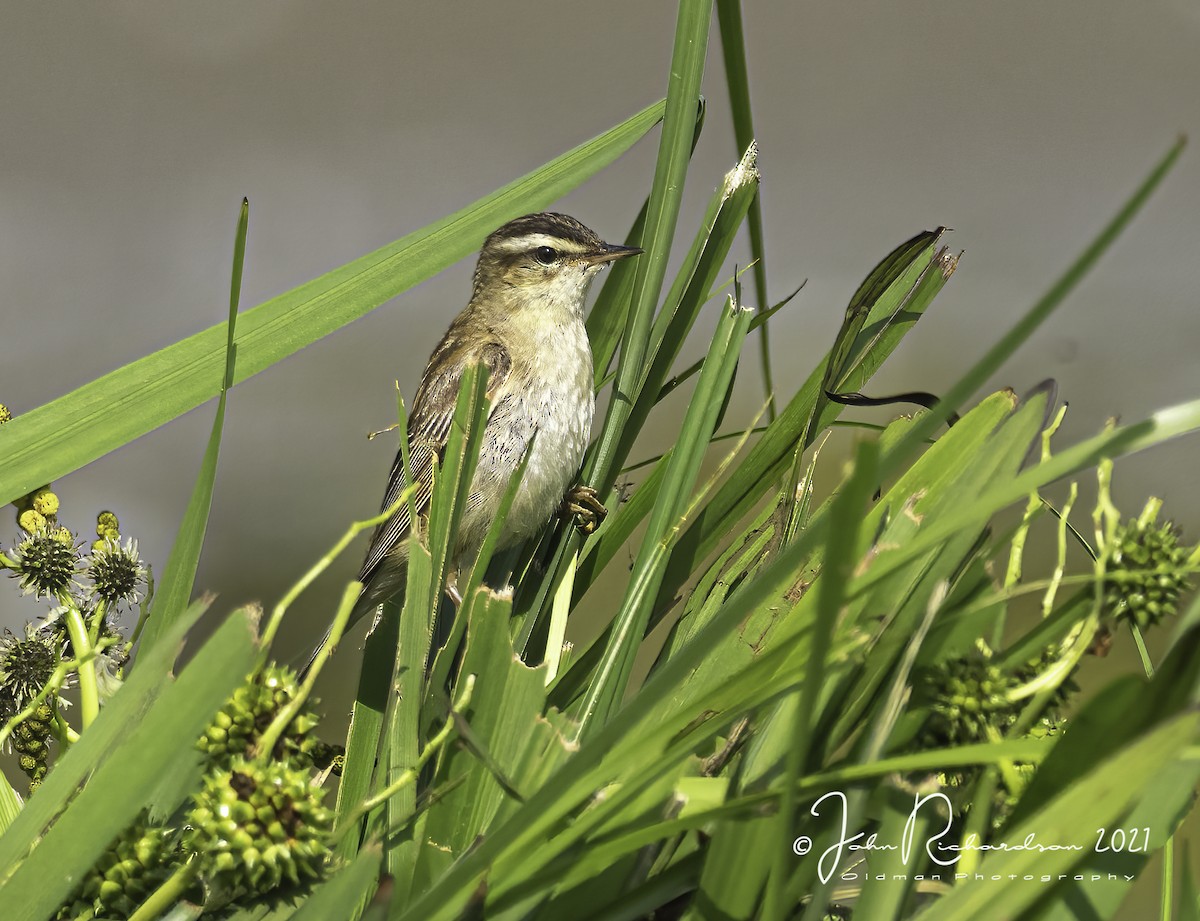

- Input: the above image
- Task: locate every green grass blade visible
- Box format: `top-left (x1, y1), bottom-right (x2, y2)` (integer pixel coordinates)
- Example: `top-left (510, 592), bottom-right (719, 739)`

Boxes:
top-left (879, 135), bottom-right (1186, 481)
top-left (384, 367), bottom-right (489, 899)
top-left (585, 0), bottom-right (713, 497)
top-left (655, 230), bottom-right (947, 611)
top-left (334, 596), bottom-right (401, 864)
top-left (763, 439), bottom-right (877, 921)
top-left (0, 780), bottom-right (18, 837)
top-left (0, 101), bottom-right (666, 508)
top-left (577, 297), bottom-right (752, 736)
top-left (617, 146), bottom-right (759, 467)
top-left (587, 100), bottom-right (704, 386)
top-left (716, 0), bottom-right (775, 420)
top-left (140, 198), bottom-right (247, 653)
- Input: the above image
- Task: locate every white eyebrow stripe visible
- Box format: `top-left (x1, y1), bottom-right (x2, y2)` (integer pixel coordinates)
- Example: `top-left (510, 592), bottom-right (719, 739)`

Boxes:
top-left (491, 233), bottom-right (590, 255)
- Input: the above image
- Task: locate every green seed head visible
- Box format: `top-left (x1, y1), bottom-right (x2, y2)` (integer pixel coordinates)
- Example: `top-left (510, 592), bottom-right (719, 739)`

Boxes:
top-left (96, 510), bottom-right (120, 538)
top-left (198, 664), bottom-right (322, 769)
top-left (1104, 516), bottom-right (1194, 630)
top-left (10, 530), bottom-right (81, 599)
top-left (0, 626), bottom-right (60, 704)
top-left (87, 538), bottom-right (146, 608)
top-left (56, 817), bottom-right (177, 920)
top-left (30, 488), bottom-right (59, 517)
top-left (184, 758), bottom-right (332, 900)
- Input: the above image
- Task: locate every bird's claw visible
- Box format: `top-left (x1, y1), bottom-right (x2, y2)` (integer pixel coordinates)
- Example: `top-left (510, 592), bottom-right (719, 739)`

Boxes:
top-left (561, 485), bottom-right (607, 535)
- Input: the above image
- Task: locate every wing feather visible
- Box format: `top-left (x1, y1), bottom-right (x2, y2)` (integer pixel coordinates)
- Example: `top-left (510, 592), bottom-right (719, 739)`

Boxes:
top-left (357, 335), bottom-right (511, 584)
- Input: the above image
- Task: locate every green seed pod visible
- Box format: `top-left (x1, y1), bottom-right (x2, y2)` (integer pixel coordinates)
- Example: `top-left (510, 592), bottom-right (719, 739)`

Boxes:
top-left (197, 664), bottom-right (322, 769)
top-left (56, 817), bottom-right (177, 920)
top-left (183, 758), bottom-right (332, 900)
top-left (1104, 515), bottom-right (1194, 630)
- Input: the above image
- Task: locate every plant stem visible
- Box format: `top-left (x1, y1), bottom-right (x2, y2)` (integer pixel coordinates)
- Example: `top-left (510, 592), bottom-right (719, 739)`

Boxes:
top-left (127, 860), bottom-right (200, 921)
top-left (256, 483), bottom-right (415, 666)
top-left (255, 580), bottom-right (360, 761)
top-left (333, 675), bottom-right (475, 842)
top-left (64, 606), bottom-right (100, 728)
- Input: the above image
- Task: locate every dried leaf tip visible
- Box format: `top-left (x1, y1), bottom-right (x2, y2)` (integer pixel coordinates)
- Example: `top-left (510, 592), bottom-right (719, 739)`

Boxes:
top-left (722, 140), bottom-right (760, 201)
top-left (936, 246), bottom-right (962, 280)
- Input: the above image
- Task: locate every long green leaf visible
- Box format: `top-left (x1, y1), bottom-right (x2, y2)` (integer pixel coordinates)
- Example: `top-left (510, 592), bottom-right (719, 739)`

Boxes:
top-left (585, 0), bottom-right (712, 497)
top-left (0, 101), bottom-right (666, 508)
top-left (716, 0), bottom-right (775, 419)
top-left (141, 198), bottom-right (248, 653)
top-left (878, 135), bottom-right (1185, 481)
top-left (577, 297), bottom-right (752, 735)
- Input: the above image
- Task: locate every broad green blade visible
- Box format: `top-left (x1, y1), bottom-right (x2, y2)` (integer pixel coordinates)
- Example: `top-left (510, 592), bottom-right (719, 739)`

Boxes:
top-left (141, 198), bottom-right (248, 653)
top-left (333, 595), bottom-right (401, 863)
top-left (0, 100), bottom-right (666, 508)
top-left (418, 589), bottom-right (545, 873)
top-left (290, 845), bottom-right (384, 921)
top-left (0, 781), bottom-right (19, 839)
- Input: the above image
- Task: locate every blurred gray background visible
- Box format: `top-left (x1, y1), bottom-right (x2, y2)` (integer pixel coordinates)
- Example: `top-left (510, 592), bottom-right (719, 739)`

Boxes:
top-left (1, 1), bottom-right (1198, 909)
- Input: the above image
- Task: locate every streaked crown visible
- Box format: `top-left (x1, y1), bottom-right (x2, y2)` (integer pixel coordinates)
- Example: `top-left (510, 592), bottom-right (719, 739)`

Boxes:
top-left (472, 212), bottom-right (640, 296)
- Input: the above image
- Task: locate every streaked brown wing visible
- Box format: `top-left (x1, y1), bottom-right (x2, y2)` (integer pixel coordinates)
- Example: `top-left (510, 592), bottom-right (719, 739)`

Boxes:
top-left (357, 337), bottom-right (511, 584)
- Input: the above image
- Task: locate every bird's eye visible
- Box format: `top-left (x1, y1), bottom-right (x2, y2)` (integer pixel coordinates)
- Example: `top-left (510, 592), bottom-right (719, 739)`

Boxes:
top-left (534, 246), bottom-right (559, 266)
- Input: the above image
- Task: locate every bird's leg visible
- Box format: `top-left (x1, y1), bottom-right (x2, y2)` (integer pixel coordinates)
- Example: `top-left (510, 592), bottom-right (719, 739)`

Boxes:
top-left (561, 484), bottom-right (607, 535)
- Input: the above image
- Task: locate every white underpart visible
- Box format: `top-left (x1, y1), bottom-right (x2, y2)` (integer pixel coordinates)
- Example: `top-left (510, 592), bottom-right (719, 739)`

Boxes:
top-left (462, 262), bottom-right (599, 555)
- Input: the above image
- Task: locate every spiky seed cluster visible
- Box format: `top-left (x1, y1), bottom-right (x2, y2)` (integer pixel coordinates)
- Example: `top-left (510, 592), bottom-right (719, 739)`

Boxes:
top-left (0, 625), bottom-right (59, 704)
top-left (87, 538), bottom-right (146, 608)
top-left (1103, 518), bottom-right (1194, 630)
top-left (918, 653), bottom-right (1021, 749)
top-left (184, 758), bottom-right (332, 898)
top-left (56, 817), bottom-right (176, 920)
top-left (10, 528), bottom-right (80, 599)
top-left (198, 665), bottom-right (321, 769)
top-left (916, 645), bottom-right (1075, 750)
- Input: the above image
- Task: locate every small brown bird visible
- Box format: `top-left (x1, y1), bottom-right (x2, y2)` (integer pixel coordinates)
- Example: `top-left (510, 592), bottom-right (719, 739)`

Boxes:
top-left (307, 213), bottom-right (640, 669)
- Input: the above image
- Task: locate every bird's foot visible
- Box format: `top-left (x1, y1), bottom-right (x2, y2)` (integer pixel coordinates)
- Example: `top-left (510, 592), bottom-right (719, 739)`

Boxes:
top-left (561, 484), bottom-right (607, 535)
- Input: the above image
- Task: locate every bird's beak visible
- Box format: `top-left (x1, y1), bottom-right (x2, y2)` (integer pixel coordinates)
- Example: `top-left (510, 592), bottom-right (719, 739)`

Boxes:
top-left (585, 242), bottom-right (644, 266)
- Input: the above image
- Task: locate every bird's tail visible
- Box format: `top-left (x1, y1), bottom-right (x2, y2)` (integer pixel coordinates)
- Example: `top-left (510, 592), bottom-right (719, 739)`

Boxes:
top-left (297, 590), bottom-right (384, 680)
